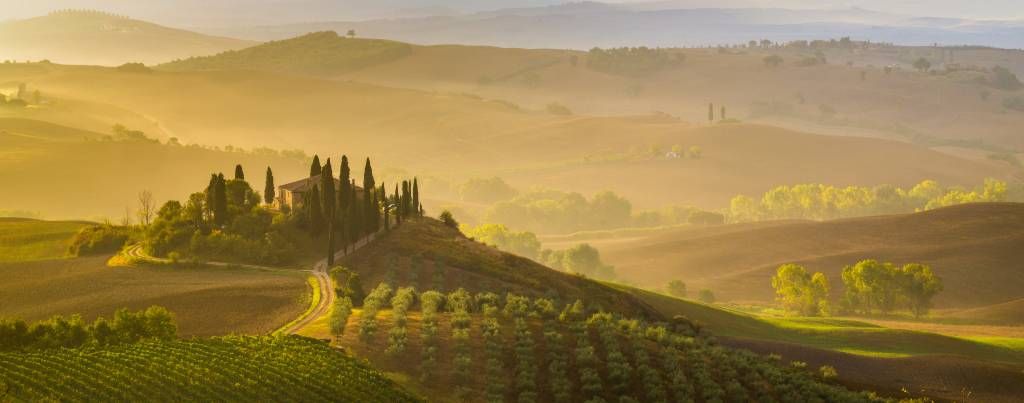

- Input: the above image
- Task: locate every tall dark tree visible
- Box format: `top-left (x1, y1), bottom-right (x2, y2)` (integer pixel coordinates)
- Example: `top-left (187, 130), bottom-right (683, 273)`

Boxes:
top-left (321, 160), bottom-right (337, 264)
top-left (234, 164), bottom-right (245, 180)
top-left (309, 186), bottom-right (323, 237)
top-left (213, 174), bottom-right (228, 227)
top-left (362, 158), bottom-right (376, 234)
top-left (412, 178), bottom-right (420, 217)
top-left (381, 183), bottom-right (390, 231)
top-left (264, 167), bottom-right (275, 205)
top-left (348, 179), bottom-right (361, 243)
top-left (339, 155), bottom-right (351, 214)
top-left (720, 106), bottom-right (726, 121)
top-left (205, 174), bottom-right (218, 221)
top-left (708, 103), bottom-right (714, 123)
top-left (394, 184), bottom-right (402, 226)
top-left (310, 155), bottom-right (322, 177)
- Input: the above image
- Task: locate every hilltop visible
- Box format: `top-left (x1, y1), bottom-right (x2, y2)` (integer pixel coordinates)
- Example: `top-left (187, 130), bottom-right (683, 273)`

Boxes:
top-left (160, 31), bottom-right (412, 76)
top-left (0, 10), bottom-right (254, 66)
top-left (549, 203), bottom-right (1024, 309)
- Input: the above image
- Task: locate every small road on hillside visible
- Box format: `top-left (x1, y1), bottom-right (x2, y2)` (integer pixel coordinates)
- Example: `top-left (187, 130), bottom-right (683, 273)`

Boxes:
top-left (123, 231), bottom-right (383, 335)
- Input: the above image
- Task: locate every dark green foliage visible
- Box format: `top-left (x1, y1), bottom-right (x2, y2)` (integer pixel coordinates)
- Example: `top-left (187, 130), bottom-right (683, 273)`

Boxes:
top-left (234, 164), bottom-right (245, 180)
top-left (412, 178), bottom-right (420, 217)
top-left (586, 47), bottom-right (684, 76)
top-left (363, 158), bottom-right (377, 234)
top-left (0, 335), bottom-right (418, 402)
top-left (439, 210), bottom-right (458, 229)
top-left (264, 167), bottom-right (275, 204)
top-left (67, 224), bottom-right (131, 256)
top-left (309, 186), bottom-right (323, 237)
top-left (339, 155), bottom-right (351, 216)
top-left (0, 307), bottom-right (176, 351)
top-left (212, 173), bottom-right (228, 227)
top-left (310, 154), bottom-right (321, 177)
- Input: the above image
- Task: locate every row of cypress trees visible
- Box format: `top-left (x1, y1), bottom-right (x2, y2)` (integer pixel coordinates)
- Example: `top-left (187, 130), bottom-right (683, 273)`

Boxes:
top-left (304, 155), bottom-right (422, 264)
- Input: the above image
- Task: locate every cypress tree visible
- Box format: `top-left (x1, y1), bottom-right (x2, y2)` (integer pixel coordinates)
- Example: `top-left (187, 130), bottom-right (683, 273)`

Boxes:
top-left (321, 160), bottom-right (337, 264)
top-left (213, 174), bottom-right (228, 227)
top-left (234, 164), bottom-right (245, 180)
top-left (349, 179), bottom-right (362, 241)
top-left (264, 167), bottom-right (275, 205)
top-left (339, 155), bottom-right (351, 214)
top-left (721, 106), bottom-right (726, 121)
top-left (310, 155), bottom-right (321, 177)
top-left (412, 177), bottom-right (420, 217)
top-left (205, 174), bottom-right (218, 221)
top-left (309, 186), bottom-right (323, 237)
top-left (708, 103), bottom-right (714, 123)
top-left (362, 158), bottom-right (376, 234)
top-left (381, 183), bottom-right (390, 231)
top-left (394, 184), bottom-right (402, 226)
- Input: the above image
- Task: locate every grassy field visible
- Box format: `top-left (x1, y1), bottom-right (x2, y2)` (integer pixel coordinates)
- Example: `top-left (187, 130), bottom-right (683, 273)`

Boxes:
top-left (0, 335), bottom-right (418, 402)
top-left (0, 218), bottom-right (91, 262)
top-left (563, 203), bottom-right (1024, 309)
top-left (0, 255), bottom-right (308, 336)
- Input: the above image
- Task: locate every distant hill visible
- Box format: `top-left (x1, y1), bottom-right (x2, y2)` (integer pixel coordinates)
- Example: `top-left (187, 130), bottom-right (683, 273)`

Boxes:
top-left (208, 4), bottom-right (1024, 49)
top-left (0, 10), bottom-right (254, 66)
top-left (160, 31), bottom-right (413, 76)
top-left (550, 203), bottom-right (1024, 309)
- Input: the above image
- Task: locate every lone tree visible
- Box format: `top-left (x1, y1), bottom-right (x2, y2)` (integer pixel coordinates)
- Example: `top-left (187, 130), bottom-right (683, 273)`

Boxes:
top-left (912, 57), bottom-right (932, 73)
top-left (234, 164), bottom-right (245, 180)
top-left (310, 155), bottom-right (322, 177)
top-left (771, 264), bottom-right (830, 316)
top-left (720, 106), bottom-right (726, 121)
top-left (698, 289), bottom-right (715, 304)
top-left (264, 167), bottom-right (275, 205)
top-left (707, 103), bottom-right (714, 123)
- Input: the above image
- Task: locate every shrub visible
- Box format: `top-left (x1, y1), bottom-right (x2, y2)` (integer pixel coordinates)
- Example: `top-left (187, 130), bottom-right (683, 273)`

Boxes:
top-left (820, 365), bottom-right (839, 380)
top-left (68, 225), bottom-right (132, 256)
top-left (439, 210), bottom-right (459, 229)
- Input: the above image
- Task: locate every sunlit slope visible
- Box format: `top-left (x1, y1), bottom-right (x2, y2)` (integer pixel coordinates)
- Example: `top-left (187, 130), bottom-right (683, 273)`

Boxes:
top-left (0, 218), bottom-right (91, 262)
top-left (339, 43), bottom-right (1024, 150)
top-left (0, 10), bottom-right (254, 66)
top-left (572, 203), bottom-right (1024, 308)
top-left (160, 31), bottom-right (413, 75)
top-left (0, 64), bottom-right (1009, 209)
top-left (950, 298), bottom-right (1024, 325)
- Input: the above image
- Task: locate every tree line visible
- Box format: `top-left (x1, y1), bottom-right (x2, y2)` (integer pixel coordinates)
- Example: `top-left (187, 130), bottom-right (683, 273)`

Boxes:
top-left (302, 154), bottom-right (422, 264)
top-left (771, 260), bottom-right (943, 318)
top-left (730, 178), bottom-right (1017, 222)
top-left (0, 307), bottom-right (176, 351)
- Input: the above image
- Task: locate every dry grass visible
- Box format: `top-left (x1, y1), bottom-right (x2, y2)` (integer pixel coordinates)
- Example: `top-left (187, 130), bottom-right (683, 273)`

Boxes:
top-left (0, 255), bottom-right (308, 337)
top-left (0, 217), bottom-right (92, 262)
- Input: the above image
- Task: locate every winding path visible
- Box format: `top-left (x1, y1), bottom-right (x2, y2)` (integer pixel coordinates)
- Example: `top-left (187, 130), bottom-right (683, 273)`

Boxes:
top-left (123, 230), bottom-right (383, 335)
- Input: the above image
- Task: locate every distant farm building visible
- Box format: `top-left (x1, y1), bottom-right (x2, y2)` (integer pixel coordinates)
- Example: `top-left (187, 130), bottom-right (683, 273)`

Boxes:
top-left (277, 174), bottom-right (362, 210)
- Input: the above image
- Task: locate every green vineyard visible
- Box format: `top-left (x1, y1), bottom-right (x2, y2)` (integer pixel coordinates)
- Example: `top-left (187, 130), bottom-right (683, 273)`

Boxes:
top-left (336, 284), bottom-right (890, 403)
top-left (0, 335), bottom-right (419, 402)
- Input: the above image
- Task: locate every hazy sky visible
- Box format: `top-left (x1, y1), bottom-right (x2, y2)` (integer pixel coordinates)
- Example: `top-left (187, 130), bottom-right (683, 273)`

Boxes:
top-left (2, 0), bottom-right (1022, 26)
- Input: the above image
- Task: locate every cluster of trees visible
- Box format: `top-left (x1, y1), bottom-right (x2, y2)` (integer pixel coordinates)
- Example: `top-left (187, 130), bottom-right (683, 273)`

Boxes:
top-left (586, 47), bottom-right (685, 76)
top-left (482, 187), bottom-right (724, 234)
top-left (729, 178), bottom-right (1016, 222)
top-left (771, 260), bottom-right (943, 318)
top-left (0, 307), bottom-right (176, 351)
top-left (68, 224), bottom-right (132, 256)
top-left (303, 155), bottom-right (422, 264)
top-left (540, 243), bottom-right (616, 281)
top-left (461, 223), bottom-right (541, 259)
top-left (458, 177), bottom-right (518, 204)
top-left (145, 165), bottom-right (300, 265)
top-left (841, 260), bottom-right (943, 317)
top-left (666, 280), bottom-right (716, 304)
top-left (771, 264), bottom-right (832, 316)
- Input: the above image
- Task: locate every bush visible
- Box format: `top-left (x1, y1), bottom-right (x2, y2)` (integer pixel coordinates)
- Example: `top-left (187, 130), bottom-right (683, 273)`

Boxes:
top-left (68, 225), bottom-right (132, 256)
top-left (820, 365), bottom-right (839, 380)
top-left (439, 210), bottom-right (459, 229)
top-left (698, 289), bottom-right (716, 304)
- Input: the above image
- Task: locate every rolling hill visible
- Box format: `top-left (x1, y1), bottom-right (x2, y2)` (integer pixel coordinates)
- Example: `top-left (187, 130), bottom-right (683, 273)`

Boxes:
top-left (0, 10), bottom-right (254, 66)
top-left (0, 63), bottom-right (1013, 216)
top-left (547, 203), bottom-right (1024, 309)
top-left (0, 218), bottom-right (91, 262)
